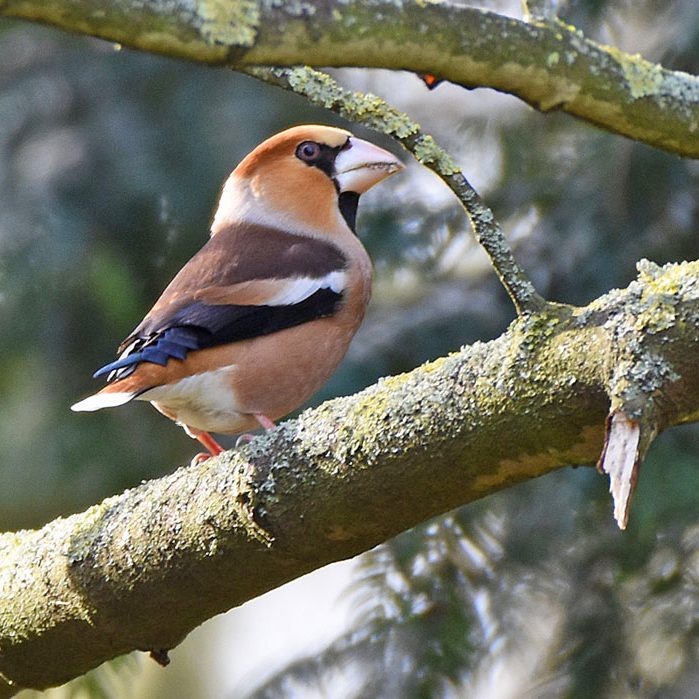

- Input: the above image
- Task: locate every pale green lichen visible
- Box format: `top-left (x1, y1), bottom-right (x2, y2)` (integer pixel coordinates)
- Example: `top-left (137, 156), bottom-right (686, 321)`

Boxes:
top-left (280, 66), bottom-right (422, 141)
top-left (197, 0), bottom-right (260, 46)
top-left (518, 310), bottom-right (563, 348)
top-left (283, 67), bottom-right (343, 108)
top-left (610, 49), bottom-right (664, 99)
top-left (546, 51), bottom-right (560, 67)
top-left (609, 353), bottom-right (679, 421)
top-left (599, 259), bottom-right (699, 420)
top-left (640, 294), bottom-right (677, 334)
top-left (635, 258), bottom-right (699, 300)
top-left (412, 135), bottom-right (461, 175)
top-left (552, 17), bottom-right (584, 37)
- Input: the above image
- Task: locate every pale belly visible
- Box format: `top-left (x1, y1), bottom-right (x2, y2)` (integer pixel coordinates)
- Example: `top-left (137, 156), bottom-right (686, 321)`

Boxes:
top-left (140, 368), bottom-right (251, 434)
top-left (137, 316), bottom-right (357, 435)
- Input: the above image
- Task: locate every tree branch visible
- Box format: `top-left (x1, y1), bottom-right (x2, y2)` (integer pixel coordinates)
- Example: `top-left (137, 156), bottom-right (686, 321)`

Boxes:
top-left (1, 1), bottom-right (697, 158)
top-left (2, 259), bottom-right (699, 695)
top-left (246, 65), bottom-right (545, 315)
top-left (2, 0), bottom-right (698, 692)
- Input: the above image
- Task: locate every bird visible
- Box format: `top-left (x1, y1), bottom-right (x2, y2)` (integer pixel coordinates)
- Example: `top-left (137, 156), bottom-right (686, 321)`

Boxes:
top-left (71, 124), bottom-right (404, 459)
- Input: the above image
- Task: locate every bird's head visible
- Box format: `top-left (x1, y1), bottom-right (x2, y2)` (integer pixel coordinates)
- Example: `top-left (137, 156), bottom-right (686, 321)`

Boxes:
top-left (211, 125), bottom-right (404, 236)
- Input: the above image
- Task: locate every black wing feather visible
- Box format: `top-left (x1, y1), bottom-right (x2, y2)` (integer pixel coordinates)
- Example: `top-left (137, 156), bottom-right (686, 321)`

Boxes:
top-left (94, 288), bottom-right (342, 382)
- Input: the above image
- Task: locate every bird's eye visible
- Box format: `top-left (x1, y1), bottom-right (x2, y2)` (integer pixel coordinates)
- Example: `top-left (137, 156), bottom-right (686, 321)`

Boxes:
top-left (296, 141), bottom-right (322, 162)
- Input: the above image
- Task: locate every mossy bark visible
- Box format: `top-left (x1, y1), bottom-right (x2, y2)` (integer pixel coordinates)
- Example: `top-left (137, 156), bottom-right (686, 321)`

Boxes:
top-left (1, 1), bottom-right (698, 693)
top-left (1, 0), bottom-right (697, 157)
top-left (2, 260), bottom-right (699, 695)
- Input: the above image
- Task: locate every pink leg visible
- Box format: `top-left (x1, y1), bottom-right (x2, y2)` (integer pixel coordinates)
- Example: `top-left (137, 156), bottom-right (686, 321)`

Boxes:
top-left (254, 413), bottom-right (277, 431)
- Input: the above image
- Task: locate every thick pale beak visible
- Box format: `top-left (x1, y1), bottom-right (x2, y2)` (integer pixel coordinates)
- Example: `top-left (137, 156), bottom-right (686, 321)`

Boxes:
top-left (334, 137), bottom-right (404, 194)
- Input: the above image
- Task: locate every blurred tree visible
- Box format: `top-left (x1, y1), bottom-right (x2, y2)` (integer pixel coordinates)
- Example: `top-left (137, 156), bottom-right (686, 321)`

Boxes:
top-left (1, 0), bottom-right (699, 697)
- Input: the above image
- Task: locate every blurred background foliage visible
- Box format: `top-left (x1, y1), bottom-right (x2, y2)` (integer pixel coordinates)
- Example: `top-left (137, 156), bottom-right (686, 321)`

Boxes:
top-left (2, 0), bottom-right (699, 696)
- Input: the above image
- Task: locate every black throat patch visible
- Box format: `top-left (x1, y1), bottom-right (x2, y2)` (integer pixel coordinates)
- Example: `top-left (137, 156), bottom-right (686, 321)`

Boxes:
top-left (338, 191), bottom-right (360, 233)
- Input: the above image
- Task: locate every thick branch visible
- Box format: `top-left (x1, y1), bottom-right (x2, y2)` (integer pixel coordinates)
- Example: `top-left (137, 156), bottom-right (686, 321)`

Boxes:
top-left (1, 1), bottom-right (697, 157)
top-left (2, 260), bottom-right (699, 695)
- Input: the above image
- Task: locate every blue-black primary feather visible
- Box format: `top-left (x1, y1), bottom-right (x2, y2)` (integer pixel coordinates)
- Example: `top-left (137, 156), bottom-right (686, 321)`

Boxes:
top-left (93, 288), bottom-right (343, 382)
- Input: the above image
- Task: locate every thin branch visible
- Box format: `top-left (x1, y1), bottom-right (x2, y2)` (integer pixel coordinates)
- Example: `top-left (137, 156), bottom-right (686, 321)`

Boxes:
top-left (245, 66), bottom-right (545, 315)
top-left (0, 0), bottom-right (698, 692)
top-left (2, 1), bottom-right (697, 157)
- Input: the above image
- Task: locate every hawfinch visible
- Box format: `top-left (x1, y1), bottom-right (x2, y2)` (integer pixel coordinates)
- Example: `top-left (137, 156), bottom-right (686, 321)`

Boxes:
top-left (72, 125), bottom-right (403, 458)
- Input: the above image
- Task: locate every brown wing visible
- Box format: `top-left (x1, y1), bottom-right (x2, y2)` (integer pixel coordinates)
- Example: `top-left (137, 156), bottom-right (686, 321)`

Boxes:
top-left (92, 222), bottom-right (348, 381)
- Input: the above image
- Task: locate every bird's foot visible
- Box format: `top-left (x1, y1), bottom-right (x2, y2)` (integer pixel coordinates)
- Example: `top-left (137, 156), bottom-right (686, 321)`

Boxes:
top-left (190, 452), bottom-right (213, 466)
top-left (235, 433), bottom-right (255, 448)
top-left (190, 431), bottom-right (225, 465)
top-left (235, 413), bottom-right (277, 448)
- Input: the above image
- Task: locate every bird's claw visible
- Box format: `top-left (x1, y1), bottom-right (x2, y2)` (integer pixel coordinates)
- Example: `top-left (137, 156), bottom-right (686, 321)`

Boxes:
top-left (235, 433), bottom-right (255, 448)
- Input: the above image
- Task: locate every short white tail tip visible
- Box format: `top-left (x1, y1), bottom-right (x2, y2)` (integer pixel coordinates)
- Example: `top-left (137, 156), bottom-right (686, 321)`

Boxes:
top-left (71, 392), bottom-right (135, 412)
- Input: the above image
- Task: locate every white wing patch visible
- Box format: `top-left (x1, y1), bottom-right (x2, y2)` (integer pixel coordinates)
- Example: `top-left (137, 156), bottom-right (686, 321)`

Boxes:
top-left (266, 271), bottom-right (346, 306)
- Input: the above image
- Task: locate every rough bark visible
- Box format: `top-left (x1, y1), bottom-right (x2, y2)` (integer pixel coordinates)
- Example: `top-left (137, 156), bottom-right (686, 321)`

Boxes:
top-left (1, 259), bottom-right (699, 695)
top-left (1, 0), bottom-right (697, 157)
top-left (1, 0), bottom-right (699, 694)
